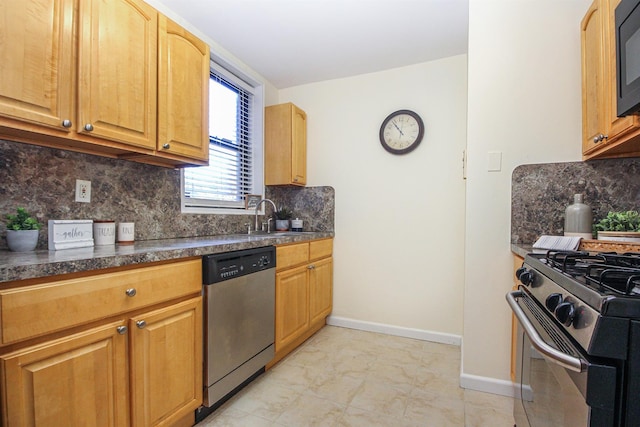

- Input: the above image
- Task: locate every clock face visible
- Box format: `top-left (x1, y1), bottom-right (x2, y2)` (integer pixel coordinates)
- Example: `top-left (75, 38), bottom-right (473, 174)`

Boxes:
top-left (379, 110), bottom-right (425, 154)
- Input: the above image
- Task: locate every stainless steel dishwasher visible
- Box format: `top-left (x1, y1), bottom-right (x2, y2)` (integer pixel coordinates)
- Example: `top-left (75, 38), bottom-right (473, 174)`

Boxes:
top-left (197, 246), bottom-right (275, 420)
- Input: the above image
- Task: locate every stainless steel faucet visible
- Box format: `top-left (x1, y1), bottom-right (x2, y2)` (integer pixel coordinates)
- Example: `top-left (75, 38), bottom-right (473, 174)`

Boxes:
top-left (254, 199), bottom-right (277, 233)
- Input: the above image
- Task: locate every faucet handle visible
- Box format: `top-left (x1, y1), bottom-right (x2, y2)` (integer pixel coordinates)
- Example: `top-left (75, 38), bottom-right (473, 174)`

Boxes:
top-left (244, 222), bottom-right (251, 235)
top-left (267, 218), bottom-right (273, 233)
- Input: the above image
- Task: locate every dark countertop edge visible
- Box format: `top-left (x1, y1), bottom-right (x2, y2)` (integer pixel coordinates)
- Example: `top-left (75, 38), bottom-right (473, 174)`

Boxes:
top-left (511, 243), bottom-right (533, 259)
top-left (0, 232), bottom-right (334, 283)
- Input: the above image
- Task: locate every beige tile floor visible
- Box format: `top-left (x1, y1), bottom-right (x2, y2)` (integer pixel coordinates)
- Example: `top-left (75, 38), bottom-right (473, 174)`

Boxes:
top-left (198, 326), bottom-right (515, 427)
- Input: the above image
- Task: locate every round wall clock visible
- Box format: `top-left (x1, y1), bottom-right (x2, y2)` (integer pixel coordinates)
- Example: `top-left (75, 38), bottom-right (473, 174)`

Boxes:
top-left (379, 109), bottom-right (425, 155)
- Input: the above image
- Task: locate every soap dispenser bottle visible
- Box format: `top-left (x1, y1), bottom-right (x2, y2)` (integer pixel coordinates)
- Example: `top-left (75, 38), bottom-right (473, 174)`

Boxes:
top-left (564, 194), bottom-right (593, 239)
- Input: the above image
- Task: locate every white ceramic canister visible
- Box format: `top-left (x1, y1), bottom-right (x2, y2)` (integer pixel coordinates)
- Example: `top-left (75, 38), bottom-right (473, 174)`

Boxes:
top-left (564, 194), bottom-right (593, 239)
top-left (93, 220), bottom-right (116, 245)
top-left (291, 218), bottom-right (303, 232)
top-left (117, 222), bottom-right (135, 244)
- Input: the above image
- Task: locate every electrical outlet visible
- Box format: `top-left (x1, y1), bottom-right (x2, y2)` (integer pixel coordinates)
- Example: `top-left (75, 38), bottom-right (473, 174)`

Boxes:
top-left (75, 179), bottom-right (91, 203)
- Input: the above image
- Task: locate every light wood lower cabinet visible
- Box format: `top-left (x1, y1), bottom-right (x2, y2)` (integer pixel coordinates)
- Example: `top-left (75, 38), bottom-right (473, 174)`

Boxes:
top-left (0, 259), bottom-right (203, 427)
top-left (511, 255), bottom-right (524, 382)
top-left (130, 297), bottom-right (202, 427)
top-left (1, 321), bottom-right (130, 426)
top-left (268, 238), bottom-right (333, 367)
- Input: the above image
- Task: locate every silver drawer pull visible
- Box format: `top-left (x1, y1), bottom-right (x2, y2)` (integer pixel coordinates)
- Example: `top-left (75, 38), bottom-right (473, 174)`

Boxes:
top-left (136, 320), bottom-right (147, 329)
top-left (116, 326), bottom-right (128, 335)
top-left (125, 288), bottom-right (137, 297)
top-left (162, 143), bottom-right (170, 149)
top-left (62, 119), bottom-right (72, 128)
top-left (308, 264), bottom-right (315, 270)
top-left (84, 123), bottom-right (94, 132)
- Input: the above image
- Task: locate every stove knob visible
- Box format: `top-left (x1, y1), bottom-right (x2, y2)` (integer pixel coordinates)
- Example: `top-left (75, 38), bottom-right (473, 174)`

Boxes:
top-left (515, 266), bottom-right (527, 279)
top-left (518, 269), bottom-right (535, 286)
top-left (545, 293), bottom-right (563, 312)
top-left (555, 302), bottom-right (576, 327)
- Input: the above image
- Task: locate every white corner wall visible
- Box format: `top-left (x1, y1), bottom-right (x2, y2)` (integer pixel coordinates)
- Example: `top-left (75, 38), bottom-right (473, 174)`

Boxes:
top-left (279, 55), bottom-right (468, 340)
top-left (462, 0), bottom-right (590, 394)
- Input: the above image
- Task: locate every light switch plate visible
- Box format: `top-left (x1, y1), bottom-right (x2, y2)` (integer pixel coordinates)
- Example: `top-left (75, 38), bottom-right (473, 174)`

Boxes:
top-left (487, 151), bottom-right (502, 172)
top-left (75, 179), bottom-right (91, 203)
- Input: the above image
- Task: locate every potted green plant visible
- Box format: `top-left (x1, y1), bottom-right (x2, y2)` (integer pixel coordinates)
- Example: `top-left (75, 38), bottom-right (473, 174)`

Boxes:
top-left (5, 207), bottom-right (41, 252)
top-left (593, 210), bottom-right (640, 242)
top-left (273, 206), bottom-right (293, 231)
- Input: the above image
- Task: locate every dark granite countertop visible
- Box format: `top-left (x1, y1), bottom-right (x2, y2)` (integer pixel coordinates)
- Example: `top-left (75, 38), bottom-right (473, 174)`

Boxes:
top-left (0, 232), bottom-right (334, 283)
top-left (511, 244), bottom-right (533, 259)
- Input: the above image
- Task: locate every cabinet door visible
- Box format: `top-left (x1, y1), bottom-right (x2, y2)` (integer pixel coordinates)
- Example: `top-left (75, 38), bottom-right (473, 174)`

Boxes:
top-left (291, 105), bottom-right (307, 185)
top-left (275, 265), bottom-right (310, 350)
top-left (511, 255), bottom-right (524, 382)
top-left (78, 0), bottom-right (157, 149)
top-left (581, 0), bottom-right (609, 154)
top-left (129, 297), bottom-right (203, 427)
top-left (605, 0), bottom-right (640, 142)
top-left (309, 257), bottom-right (333, 326)
top-left (0, 0), bottom-right (75, 131)
top-left (1, 321), bottom-right (129, 427)
top-left (157, 15), bottom-right (210, 162)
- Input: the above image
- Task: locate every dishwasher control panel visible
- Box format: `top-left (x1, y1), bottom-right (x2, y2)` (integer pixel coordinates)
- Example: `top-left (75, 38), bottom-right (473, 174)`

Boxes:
top-left (203, 246), bottom-right (276, 284)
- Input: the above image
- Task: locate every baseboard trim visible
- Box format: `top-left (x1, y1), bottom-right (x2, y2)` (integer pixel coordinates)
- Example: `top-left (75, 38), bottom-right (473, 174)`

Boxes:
top-left (459, 372), bottom-right (515, 397)
top-left (326, 315), bottom-right (461, 346)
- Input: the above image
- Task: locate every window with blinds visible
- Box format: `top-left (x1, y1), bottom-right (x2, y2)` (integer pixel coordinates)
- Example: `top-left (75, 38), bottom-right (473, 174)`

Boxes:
top-left (181, 60), bottom-right (264, 213)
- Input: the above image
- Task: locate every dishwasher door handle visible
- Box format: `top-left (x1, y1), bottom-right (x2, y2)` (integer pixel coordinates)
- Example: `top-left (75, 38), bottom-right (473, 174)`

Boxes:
top-left (506, 290), bottom-right (585, 373)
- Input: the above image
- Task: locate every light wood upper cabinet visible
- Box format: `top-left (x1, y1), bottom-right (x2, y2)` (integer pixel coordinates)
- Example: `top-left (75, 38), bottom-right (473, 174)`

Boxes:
top-left (77, 0), bottom-right (157, 149)
top-left (582, 0), bottom-right (640, 159)
top-left (0, 0), bottom-right (209, 167)
top-left (265, 103), bottom-right (307, 186)
top-left (0, 0), bottom-right (75, 131)
top-left (157, 15), bottom-right (210, 162)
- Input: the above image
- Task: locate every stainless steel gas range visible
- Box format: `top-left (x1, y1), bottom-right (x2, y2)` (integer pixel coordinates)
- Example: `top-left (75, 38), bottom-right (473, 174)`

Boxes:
top-left (507, 250), bottom-right (640, 427)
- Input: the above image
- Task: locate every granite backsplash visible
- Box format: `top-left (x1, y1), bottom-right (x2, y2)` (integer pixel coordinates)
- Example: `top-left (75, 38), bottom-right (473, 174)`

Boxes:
top-left (0, 139), bottom-right (334, 250)
top-left (512, 158), bottom-right (640, 244)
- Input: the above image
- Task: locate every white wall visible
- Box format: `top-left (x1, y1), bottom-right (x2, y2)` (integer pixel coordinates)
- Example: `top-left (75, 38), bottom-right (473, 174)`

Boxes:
top-left (462, 0), bottom-right (590, 394)
top-left (279, 56), bottom-right (468, 341)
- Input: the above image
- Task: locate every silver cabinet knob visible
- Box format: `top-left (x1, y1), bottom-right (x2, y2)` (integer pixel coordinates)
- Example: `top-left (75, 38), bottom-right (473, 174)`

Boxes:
top-left (162, 143), bottom-right (170, 149)
top-left (125, 288), bottom-right (137, 297)
top-left (308, 264), bottom-right (315, 270)
top-left (136, 320), bottom-right (147, 329)
top-left (116, 326), bottom-right (128, 335)
top-left (62, 119), bottom-right (72, 128)
top-left (593, 133), bottom-right (609, 143)
top-left (84, 123), bottom-right (94, 132)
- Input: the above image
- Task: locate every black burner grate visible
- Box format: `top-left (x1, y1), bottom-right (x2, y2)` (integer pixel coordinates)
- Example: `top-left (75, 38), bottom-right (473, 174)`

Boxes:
top-left (544, 250), bottom-right (640, 296)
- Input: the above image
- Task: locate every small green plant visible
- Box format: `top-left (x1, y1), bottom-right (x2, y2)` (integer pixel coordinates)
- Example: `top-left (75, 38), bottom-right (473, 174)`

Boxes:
top-left (593, 210), bottom-right (640, 233)
top-left (272, 206), bottom-right (293, 221)
top-left (5, 207), bottom-right (41, 231)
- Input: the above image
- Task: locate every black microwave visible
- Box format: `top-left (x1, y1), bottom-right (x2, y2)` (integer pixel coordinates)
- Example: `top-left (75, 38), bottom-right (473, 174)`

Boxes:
top-left (616, 0), bottom-right (640, 116)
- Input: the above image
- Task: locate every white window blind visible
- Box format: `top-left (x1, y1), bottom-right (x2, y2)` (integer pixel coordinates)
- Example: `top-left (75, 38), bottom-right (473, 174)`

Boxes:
top-left (182, 61), bottom-right (262, 212)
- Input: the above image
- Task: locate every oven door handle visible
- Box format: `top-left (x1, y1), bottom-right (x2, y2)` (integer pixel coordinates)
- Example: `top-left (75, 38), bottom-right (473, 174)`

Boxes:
top-left (507, 290), bottom-right (586, 373)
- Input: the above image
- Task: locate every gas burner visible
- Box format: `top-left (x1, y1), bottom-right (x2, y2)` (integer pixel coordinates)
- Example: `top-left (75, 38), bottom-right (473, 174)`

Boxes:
top-left (543, 250), bottom-right (606, 275)
top-left (586, 265), bottom-right (640, 295)
top-left (539, 250), bottom-right (640, 296)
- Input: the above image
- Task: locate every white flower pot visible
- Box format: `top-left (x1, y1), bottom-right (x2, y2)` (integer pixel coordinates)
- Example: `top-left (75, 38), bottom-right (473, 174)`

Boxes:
top-left (275, 219), bottom-right (289, 231)
top-left (6, 229), bottom-right (39, 252)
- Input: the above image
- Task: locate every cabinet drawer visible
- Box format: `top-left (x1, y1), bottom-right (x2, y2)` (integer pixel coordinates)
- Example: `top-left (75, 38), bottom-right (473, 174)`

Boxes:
top-left (310, 238), bottom-right (333, 261)
top-left (277, 243), bottom-right (309, 270)
top-left (0, 259), bottom-right (201, 345)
